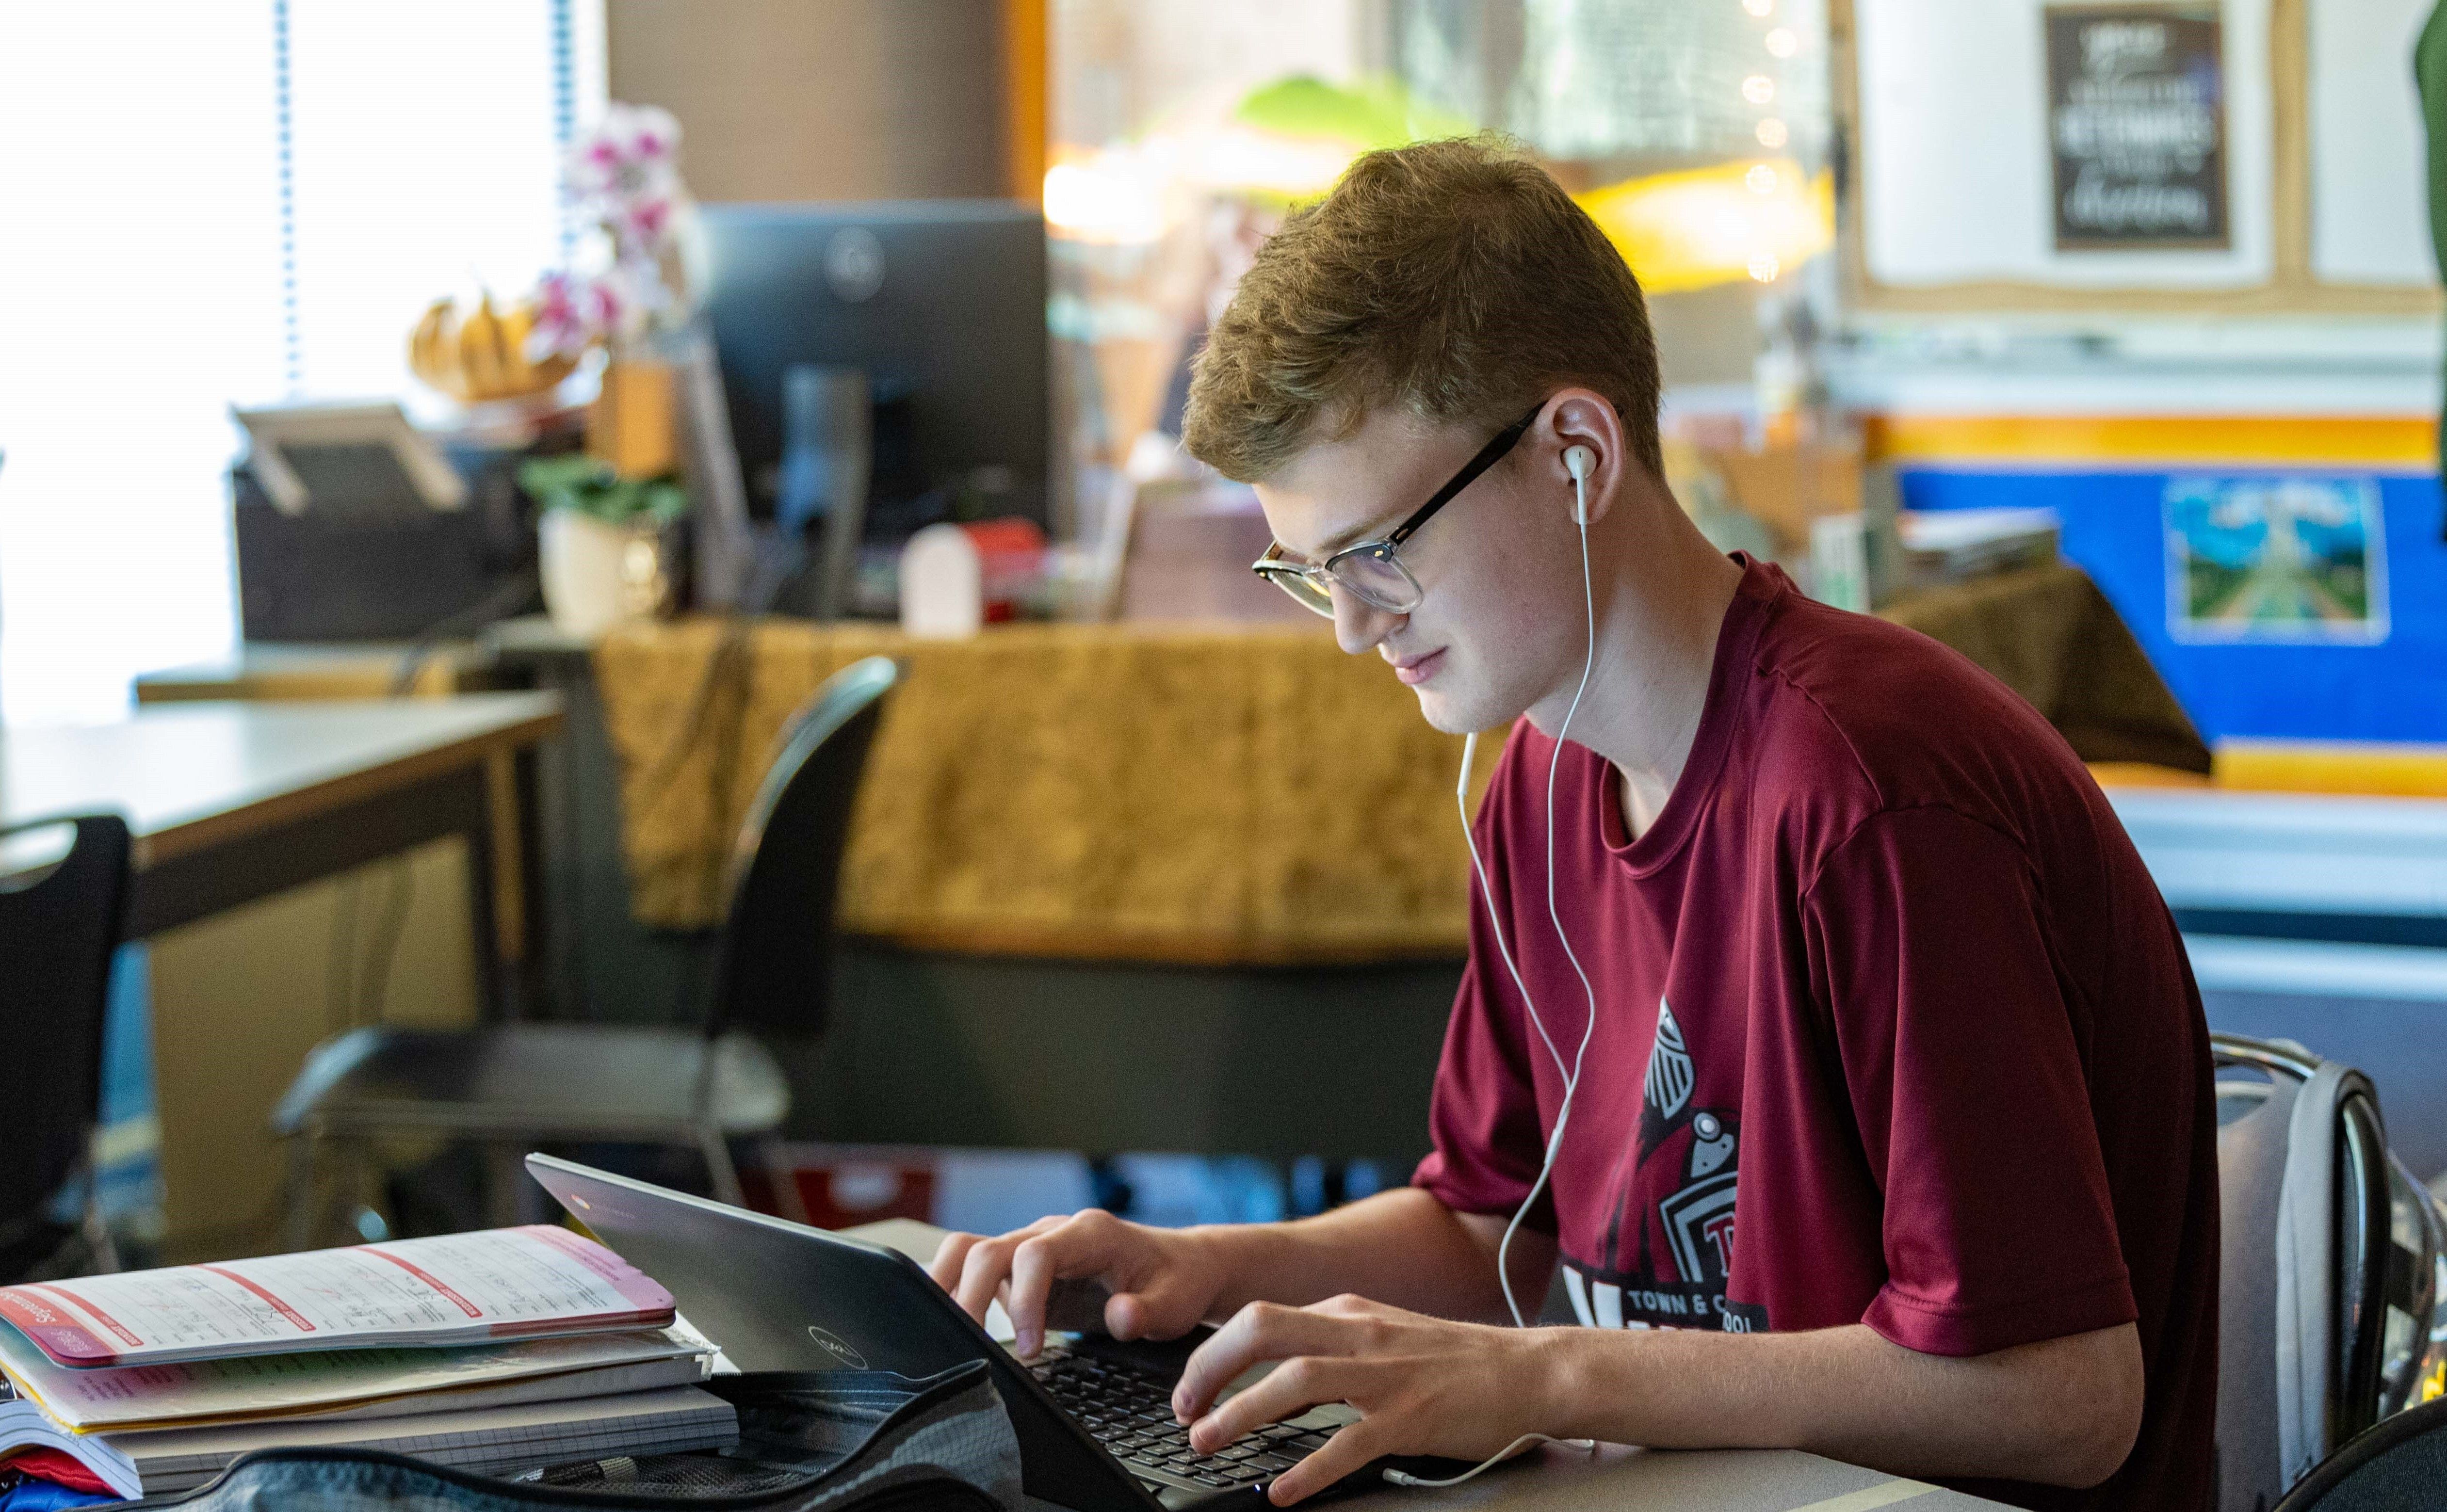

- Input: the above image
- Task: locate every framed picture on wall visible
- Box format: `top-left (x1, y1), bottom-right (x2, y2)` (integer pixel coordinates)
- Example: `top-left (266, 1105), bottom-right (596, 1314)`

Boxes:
top-left (1835, 0), bottom-right (2440, 314)
top-left (2044, 3), bottom-right (2230, 251)
top-left (2163, 474), bottom-right (2390, 644)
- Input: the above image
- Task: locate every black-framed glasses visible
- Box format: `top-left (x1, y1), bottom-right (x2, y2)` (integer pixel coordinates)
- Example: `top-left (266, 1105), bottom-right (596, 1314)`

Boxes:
top-left (1252, 400), bottom-right (1545, 618)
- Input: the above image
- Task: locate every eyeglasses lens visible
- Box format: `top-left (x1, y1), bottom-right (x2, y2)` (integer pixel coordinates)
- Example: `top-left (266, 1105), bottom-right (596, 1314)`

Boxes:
top-left (1331, 552), bottom-right (1420, 613)
top-left (1260, 566), bottom-right (1336, 617)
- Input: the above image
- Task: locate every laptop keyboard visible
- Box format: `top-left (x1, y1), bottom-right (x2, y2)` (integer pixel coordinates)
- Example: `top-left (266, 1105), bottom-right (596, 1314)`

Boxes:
top-left (1029, 1351), bottom-right (1334, 1490)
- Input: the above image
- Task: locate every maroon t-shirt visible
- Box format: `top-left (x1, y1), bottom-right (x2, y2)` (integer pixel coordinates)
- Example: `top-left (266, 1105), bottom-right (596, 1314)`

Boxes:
top-left (1414, 559), bottom-right (2217, 1509)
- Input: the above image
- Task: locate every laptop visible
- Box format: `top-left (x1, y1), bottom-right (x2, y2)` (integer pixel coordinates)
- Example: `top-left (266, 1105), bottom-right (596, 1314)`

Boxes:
top-left (525, 1154), bottom-right (1432, 1511)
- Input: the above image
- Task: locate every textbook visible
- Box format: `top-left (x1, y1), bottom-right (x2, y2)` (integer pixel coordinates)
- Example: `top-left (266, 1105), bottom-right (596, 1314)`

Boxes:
top-left (0, 1383), bottom-right (740, 1498)
top-left (0, 1226), bottom-right (674, 1368)
top-left (0, 1317), bottom-right (716, 1432)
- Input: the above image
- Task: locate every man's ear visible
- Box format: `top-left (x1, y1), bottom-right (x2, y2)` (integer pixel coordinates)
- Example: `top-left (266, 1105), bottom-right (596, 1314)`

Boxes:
top-left (1544, 389), bottom-right (1626, 526)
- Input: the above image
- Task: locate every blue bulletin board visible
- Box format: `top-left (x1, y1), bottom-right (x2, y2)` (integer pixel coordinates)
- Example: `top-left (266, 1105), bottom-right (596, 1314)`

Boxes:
top-left (1899, 465), bottom-right (2447, 743)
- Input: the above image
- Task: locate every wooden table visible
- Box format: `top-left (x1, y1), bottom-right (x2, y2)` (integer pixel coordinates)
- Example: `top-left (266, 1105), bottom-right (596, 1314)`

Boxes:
top-left (0, 694), bottom-right (562, 1016)
top-left (132, 640), bottom-right (490, 701)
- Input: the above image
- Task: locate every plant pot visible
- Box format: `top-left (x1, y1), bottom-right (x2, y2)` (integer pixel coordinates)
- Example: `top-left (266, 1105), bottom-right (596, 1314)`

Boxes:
top-left (538, 509), bottom-right (674, 641)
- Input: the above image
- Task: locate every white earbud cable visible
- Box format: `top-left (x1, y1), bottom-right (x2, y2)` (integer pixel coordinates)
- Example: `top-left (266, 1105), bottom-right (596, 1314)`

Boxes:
top-left (1418, 456), bottom-right (1602, 1489)
top-left (1457, 459), bottom-right (1602, 1331)
top-left (1380, 1433), bottom-right (1588, 1488)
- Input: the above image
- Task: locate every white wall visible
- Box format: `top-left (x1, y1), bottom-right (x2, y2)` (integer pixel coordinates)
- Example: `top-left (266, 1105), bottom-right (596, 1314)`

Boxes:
top-left (1856, 0), bottom-right (2276, 290)
top-left (2309, 0), bottom-right (2435, 287)
top-left (1855, 0), bottom-right (2438, 295)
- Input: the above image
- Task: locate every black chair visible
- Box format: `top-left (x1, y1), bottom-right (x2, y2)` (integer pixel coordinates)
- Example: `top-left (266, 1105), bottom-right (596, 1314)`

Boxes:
top-left (0, 815), bottom-right (130, 1282)
top-left (273, 656), bottom-right (901, 1243)
top-left (2213, 1034), bottom-right (2447, 1510)
top-left (2271, 1395), bottom-right (2447, 1511)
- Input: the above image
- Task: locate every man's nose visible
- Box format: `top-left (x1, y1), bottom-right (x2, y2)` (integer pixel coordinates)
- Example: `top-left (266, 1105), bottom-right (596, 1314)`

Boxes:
top-left (1329, 582), bottom-right (1400, 655)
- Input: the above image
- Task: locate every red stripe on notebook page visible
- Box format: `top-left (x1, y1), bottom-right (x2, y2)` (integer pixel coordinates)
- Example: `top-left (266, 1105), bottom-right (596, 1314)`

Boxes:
top-left (359, 1248), bottom-right (484, 1319)
top-left (523, 1224), bottom-right (674, 1311)
top-left (29, 1284), bottom-right (142, 1348)
top-left (199, 1266), bottom-right (317, 1334)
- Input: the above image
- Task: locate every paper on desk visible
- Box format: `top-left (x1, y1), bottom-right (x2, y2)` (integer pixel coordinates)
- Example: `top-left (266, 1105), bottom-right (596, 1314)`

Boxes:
top-left (0, 1317), bottom-right (715, 1432)
top-left (0, 1226), bottom-right (674, 1368)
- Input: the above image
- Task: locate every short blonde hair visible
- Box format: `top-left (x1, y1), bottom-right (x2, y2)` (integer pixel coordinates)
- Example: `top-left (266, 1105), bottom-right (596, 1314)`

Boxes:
top-left (1183, 135), bottom-right (1663, 484)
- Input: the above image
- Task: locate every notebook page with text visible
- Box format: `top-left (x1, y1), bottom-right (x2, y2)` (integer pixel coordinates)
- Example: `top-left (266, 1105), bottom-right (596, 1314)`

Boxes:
top-left (0, 1227), bottom-right (673, 1368)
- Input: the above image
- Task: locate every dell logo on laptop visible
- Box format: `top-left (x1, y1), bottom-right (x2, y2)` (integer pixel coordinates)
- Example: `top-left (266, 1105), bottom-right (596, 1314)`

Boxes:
top-left (807, 1326), bottom-right (868, 1369)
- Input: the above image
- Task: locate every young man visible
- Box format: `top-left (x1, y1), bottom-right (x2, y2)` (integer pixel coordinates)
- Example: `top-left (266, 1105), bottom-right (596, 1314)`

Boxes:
top-left (931, 139), bottom-right (2217, 1509)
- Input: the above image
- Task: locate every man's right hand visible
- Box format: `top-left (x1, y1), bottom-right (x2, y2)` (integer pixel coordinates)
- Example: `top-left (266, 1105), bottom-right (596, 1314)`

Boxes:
top-left (927, 1208), bottom-right (1234, 1359)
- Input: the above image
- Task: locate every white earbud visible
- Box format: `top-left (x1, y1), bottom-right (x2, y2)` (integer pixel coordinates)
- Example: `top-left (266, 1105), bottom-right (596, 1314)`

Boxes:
top-left (1563, 445), bottom-right (1594, 523)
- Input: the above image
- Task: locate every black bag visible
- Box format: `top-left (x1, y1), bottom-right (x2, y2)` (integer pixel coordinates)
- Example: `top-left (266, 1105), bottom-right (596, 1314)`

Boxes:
top-left (134, 1363), bottom-right (1022, 1512)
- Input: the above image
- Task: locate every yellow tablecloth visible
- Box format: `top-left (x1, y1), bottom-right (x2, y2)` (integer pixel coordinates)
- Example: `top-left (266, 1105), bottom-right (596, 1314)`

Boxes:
top-left (597, 619), bottom-right (1485, 963)
top-left (595, 563), bottom-right (2205, 963)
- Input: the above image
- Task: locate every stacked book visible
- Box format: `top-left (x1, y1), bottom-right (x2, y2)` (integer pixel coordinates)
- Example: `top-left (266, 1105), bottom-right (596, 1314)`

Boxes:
top-left (0, 1226), bottom-right (734, 1499)
top-left (1895, 506), bottom-right (2063, 592)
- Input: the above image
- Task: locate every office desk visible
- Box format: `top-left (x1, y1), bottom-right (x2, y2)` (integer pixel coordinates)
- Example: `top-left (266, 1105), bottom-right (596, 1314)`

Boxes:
top-left (0, 693), bottom-right (561, 1016)
top-left (133, 640), bottom-right (491, 701)
top-left (593, 564), bottom-right (2206, 965)
top-left (844, 1221), bottom-right (2010, 1512)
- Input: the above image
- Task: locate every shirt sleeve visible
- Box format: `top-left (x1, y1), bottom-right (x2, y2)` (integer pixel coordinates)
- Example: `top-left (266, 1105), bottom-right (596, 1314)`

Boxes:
top-left (1801, 805), bottom-right (2138, 1357)
top-left (1411, 745), bottom-right (1554, 1229)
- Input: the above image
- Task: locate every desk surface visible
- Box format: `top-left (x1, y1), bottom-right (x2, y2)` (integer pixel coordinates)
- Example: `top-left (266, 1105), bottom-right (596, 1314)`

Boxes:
top-left (0, 693), bottom-right (561, 867)
top-left (843, 1222), bottom-right (2008, 1512)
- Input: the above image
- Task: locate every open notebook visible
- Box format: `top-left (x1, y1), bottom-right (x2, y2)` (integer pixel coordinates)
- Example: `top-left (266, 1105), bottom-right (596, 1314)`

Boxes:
top-left (0, 1227), bottom-right (674, 1368)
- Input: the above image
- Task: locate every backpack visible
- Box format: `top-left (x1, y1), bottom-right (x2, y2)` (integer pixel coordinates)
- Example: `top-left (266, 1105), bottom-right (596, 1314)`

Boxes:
top-left (132, 1363), bottom-right (1021, 1512)
top-left (2215, 1034), bottom-right (2447, 1511)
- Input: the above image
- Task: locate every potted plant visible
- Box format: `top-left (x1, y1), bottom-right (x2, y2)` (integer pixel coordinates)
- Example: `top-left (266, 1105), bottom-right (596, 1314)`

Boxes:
top-left (519, 455), bottom-right (688, 639)
top-left (511, 103), bottom-right (704, 640)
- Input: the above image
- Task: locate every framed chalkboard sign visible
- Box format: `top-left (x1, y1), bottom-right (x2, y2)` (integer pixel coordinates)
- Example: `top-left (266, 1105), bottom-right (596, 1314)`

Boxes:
top-left (2045, 3), bottom-right (2230, 250)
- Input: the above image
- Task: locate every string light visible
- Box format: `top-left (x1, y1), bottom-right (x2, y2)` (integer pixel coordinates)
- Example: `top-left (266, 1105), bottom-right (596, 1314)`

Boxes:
top-left (1739, 0), bottom-right (1797, 286)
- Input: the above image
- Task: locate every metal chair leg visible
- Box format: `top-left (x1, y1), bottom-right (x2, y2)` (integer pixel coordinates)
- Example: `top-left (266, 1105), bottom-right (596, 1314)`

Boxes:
top-left (80, 1193), bottom-right (121, 1275)
top-left (485, 1145), bottom-right (530, 1229)
top-left (284, 1134), bottom-right (322, 1252)
top-left (700, 1127), bottom-right (746, 1208)
top-left (761, 1137), bottom-right (812, 1225)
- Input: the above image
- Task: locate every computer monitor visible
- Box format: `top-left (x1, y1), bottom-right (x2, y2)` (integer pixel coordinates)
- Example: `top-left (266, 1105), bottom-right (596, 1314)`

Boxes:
top-left (699, 200), bottom-right (1050, 535)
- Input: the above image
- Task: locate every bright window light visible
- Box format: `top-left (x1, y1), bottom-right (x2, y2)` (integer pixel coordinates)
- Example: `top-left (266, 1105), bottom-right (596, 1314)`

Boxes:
top-left (0, 1), bottom-right (604, 726)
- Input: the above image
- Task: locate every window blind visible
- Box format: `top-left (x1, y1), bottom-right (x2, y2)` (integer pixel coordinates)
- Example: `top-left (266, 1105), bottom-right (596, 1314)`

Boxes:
top-left (0, 0), bottom-right (604, 724)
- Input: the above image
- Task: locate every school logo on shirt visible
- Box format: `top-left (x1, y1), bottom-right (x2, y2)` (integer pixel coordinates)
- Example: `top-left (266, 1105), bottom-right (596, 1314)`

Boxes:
top-left (1642, 1000), bottom-right (1694, 1119)
top-left (1658, 1110), bottom-right (1740, 1284)
top-left (1561, 997), bottom-right (1770, 1335)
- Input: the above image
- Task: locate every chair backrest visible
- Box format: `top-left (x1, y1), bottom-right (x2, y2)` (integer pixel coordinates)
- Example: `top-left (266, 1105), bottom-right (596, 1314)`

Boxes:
top-left (2271, 1395), bottom-right (2447, 1511)
top-left (0, 815), bottom-right (130, 1232)
top-left (703, 656), bottom-right (900, 1041)
top-left (2214, 1033), bottom-right (2447, 1510)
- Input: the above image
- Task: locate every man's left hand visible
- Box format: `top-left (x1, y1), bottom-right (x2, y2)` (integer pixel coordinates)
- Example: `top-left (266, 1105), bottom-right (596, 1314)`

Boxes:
top-left (1169, 1294), bottom-right (1583, 1506)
